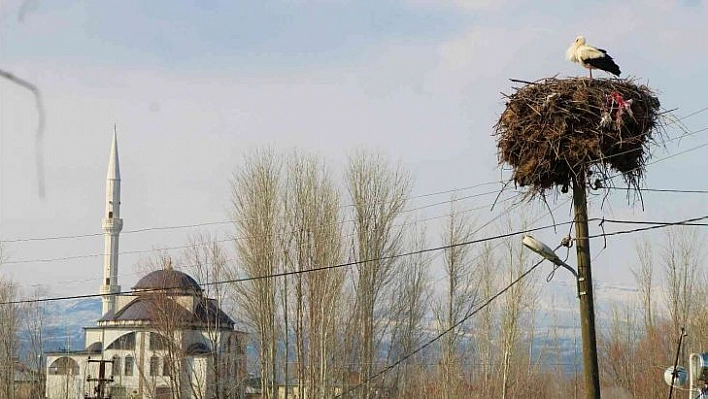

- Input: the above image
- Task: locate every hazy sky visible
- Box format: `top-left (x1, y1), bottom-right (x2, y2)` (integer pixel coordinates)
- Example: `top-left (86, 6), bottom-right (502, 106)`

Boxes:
top-left (0, 0), bottom-right (707, 308)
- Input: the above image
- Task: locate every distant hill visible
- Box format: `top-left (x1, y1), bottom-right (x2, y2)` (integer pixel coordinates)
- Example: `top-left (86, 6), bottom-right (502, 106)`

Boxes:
top-left (41, 297), bottom-right (102, 352)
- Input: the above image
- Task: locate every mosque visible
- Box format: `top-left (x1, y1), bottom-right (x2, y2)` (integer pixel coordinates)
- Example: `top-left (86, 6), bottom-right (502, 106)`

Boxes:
top-left (44, 134), bottom-right (247, 399)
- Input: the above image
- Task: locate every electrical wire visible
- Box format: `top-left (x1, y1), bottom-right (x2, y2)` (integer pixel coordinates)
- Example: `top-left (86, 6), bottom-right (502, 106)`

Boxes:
top-left (10, 191), bottom-right (526, 291)
top-left (675, 105), bottom-right (708, 122)
top-left (587, 215), bottom-right (708, 239)
top-left (334, 256), bottom-right (550, 398)
top-left (600, 127), bottom-right (708, 184)
top-left (0, 221), bottom-right (233, 244)
top-left (7, 210), bottom-right (708, 396)
top-left (0, 181), bottom-right (504, 244)
top-left (606, 187), bottom-right (708, 195)
top-left (11, 210), bottom-right (708, 301)
top-left (334, 213), bottom-right (708, 396)
top-left (599, 217), bottom-right (708, 227)
top-left (7, 120), bottom-right (708, 262)
top-left (1, 190), bottom-right (523, 266)
top-left (0, 220), bottom-right (578, 306)
top-left (20, 206), bottom-right (701, 291)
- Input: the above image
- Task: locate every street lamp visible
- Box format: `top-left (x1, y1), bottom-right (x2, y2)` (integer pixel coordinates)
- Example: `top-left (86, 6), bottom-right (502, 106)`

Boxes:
top-left (522, 234), bottom-right (578, 283)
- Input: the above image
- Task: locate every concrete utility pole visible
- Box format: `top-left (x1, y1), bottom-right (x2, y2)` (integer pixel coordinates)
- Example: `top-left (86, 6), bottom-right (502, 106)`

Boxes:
top-left (85, 358), bottom-right (114, 399)
top-left (572, 172), bottom-right (601, 399)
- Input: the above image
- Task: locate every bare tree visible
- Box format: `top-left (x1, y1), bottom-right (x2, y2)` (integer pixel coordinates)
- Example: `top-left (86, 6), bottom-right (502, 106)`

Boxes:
top-left (599, 303), bottom-right (641, 396)
top-left (346, 150), bottom-right (411, 398)
top-left (186, 233), bottom-right (237, 399)
top-left (230, 149), bottom-right (282, 399)
top-left (473, 242), bottom-right (498, 398)
top-left (141, 257), bottom-right (189, 399)
top-left (0, 277), bottom-right (19, 399)
top-left (280, 151), bottom-right (344, 398)
top-left (497, 229), bottom-right (537, 399)
top-left (632, 238), bottom-right (655, 332)
top-left (386, 223), bottom-right (431, 397)
top-left (661, 227), bottom-right (704, 335)
top-left (21, 287), bottom-right (47, 398)
top-left (433, 200), bottom-right (477, 399)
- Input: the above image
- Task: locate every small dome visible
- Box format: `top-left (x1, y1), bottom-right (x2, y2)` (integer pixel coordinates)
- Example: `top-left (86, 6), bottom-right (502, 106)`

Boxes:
top-left (133, 269), bottom-right (202, 293)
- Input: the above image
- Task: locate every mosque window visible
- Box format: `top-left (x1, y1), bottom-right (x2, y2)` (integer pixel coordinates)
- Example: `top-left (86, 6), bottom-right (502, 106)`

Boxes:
top-left (163, 358), bottom-right (171, 377)
top-left (150, 333), bottom-right (170, 351)
top-left (112, 356), bottom-right (121, 377)
top-left (150, 356), bottom-right (160, 376)
top-left (107, 332), bottom-right (136, 350)
top-left (124, 356), bottom-right (134, 376)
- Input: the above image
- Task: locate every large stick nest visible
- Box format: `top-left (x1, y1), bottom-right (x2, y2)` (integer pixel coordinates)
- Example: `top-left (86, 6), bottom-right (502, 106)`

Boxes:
top-left (495, 77), bottom-right (663, 198)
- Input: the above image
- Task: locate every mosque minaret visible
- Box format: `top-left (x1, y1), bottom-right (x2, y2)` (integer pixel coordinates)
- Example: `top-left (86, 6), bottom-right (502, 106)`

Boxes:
top-left (99, 131), bottom-right (123, 316)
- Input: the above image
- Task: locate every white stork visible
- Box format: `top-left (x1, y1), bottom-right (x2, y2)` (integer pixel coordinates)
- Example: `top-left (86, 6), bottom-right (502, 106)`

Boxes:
top-left (566, 36), bottom-right (621, 79)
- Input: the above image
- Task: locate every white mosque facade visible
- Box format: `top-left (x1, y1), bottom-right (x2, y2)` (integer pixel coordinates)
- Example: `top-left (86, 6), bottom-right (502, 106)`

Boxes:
top-left (44, 134), bottom-right (247, 399)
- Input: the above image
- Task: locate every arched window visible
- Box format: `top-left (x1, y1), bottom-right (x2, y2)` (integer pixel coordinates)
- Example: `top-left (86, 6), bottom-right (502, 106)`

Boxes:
top-left (226, 335), bottom-right (233, 354)
top-left (124, 356), bottom-right (134, 376)
top-left (163, 357), bottom-right (171, 377)
top-left (106, 332), bottom-right (136, 350)
top-left (149, 333), bottom-right (170, 351)
top-left (48, 357), bottom-right (79, 375)
top-left (112, 356), bottom-right (121, 377)
top-left (150, 355), bottom-right (160, 377)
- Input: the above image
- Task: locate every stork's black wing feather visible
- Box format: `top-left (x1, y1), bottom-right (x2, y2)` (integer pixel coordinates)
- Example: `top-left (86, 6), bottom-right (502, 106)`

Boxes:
top-left (584, 53), bottom-right (621, 76)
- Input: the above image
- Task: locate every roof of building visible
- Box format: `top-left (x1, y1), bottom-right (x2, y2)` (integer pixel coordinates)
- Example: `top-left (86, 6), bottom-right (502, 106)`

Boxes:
top-left (133, 268), bottom-right (203, 293)
top-left (86, 341), bottom-right (103, 354)
top-left (98, 295), bottom-right (234, 328)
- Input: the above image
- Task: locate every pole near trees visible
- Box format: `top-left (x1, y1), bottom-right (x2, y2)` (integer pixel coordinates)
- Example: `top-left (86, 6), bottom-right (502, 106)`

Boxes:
top-left (572, 172), bottom-right (600, 399)
top-left (496, 77), bottom-right (664, 399)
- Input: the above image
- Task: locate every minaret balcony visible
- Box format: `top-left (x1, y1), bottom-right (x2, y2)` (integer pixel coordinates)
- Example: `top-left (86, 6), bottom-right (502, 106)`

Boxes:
top-left (99, 284), bottom-right (121, 295)
top-left (102, 217), bottom-right (123, 233)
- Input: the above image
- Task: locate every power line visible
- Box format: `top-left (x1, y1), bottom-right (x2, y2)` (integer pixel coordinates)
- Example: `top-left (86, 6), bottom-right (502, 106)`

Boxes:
top-left (1, 190), bottom-right (521, 266)
top-left (0, 181), bottom-right (503, 244)
top-left (585, 124), bottom-right (708, 175)
top-left (16, 204), bottom-right (698, 291)
top-left (14, 192), bottom-right (527, 290)
top-left (600, 217), bottom-right (708, 226)
top-left (0, 220), bottom-right (577, 306)
top-left (0, 221), bottom-right (233, 244)
top-left (11, 211), bottom-right (708, 302)
top-left (597, 130), bottom-right (708, 186)
top-left (333, 216), bottom-right (708, 396)
top-left (334, 256), bottom-right (549, 398)
top-left (589, 214), bottom-right (708, 238)
top-left (5, 105), bottom-right (708, 249)
top-left (606, 187), bottom-right (708, 195)
top-left (675, 106), bottom-right (708, 122)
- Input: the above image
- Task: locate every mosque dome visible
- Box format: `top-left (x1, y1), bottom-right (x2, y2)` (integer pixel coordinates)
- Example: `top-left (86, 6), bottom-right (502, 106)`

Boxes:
top-left (133, 268), bottom-right (202, 294)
